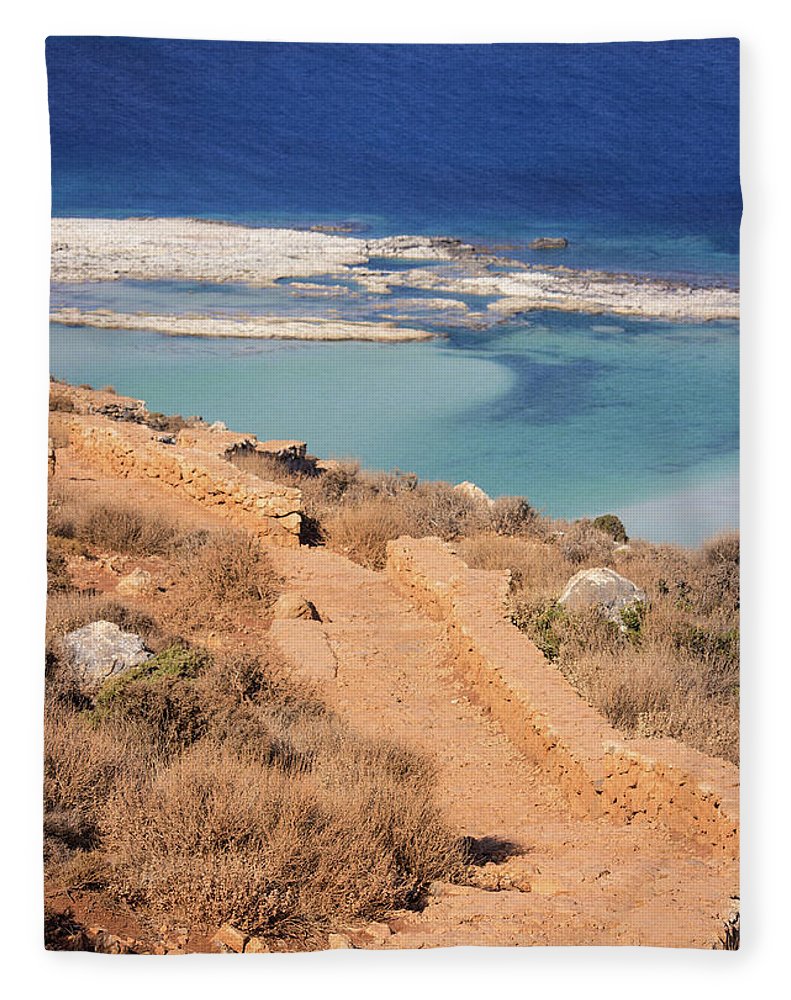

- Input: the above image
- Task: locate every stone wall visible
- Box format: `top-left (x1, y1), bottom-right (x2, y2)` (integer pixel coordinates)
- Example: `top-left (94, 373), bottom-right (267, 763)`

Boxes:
top-left (386, 536), bottom-right (739, 858)
top-left (66, 413), bottom-right (302, 546)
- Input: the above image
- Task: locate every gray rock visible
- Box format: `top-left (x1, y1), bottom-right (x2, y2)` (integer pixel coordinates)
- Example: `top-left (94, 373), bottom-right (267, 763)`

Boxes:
top-left (62, 620), bottom-right (152, 694)
top-left (528, 237), bottom-right (569, 250)
top-left (558, 567), bottom-right (646, 623)
top-left (453, 481), bottom-right (494, 507)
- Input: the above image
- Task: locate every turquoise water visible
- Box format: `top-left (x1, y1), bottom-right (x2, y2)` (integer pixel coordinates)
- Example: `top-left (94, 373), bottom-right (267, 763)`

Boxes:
top-left (50, 309), bottom-right (738, 546)
top-left (46, 40), bottom-right (740, 546)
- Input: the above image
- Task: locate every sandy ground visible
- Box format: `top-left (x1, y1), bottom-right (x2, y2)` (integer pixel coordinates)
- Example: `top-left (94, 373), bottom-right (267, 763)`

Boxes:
top-left (47, 446), bottom-right (738, 950)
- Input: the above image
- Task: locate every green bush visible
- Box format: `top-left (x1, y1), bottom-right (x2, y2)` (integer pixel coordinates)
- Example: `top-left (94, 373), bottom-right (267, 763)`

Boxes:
top-left (510, 600), bottom-right (568, 660)
top-left (619, 601), bottom-right (646, 641)
top-left (93, 645), bottom-right (212, 752)
top-left (593, 514), bottom-right (628, 543)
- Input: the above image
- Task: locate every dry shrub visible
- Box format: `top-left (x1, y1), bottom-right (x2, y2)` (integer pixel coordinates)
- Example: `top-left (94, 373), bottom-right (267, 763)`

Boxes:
top-left (227, 449), bottom-right (300, 484)
top-left (558, 519), bottom-right (615, 566)
top-left (47, 485), bottom-right (78, 539)
top-left (103, 738), bottom-right (462, 936)
top-left (93, 645), bottom-right (212, 755)
top-left (305, 460), bottom-right (362, 504)
top-left (322, 501), bottom-right (412, 569)
top-left (44, 908), bottom-right (94, 952)
top-left (44, 704), bottom-right (150, 854)
top-left (321, 483), bottom-right (487, 568)
top-left (457, 534), bottom-right (571, 598)
top-left (489, 496), bottom-right (540, 536)
top-left (47, 633), bottom-right (462, 939)
top-left (144, 411), bottom-right (189, 433)
top-left (49, 388), bottom-right (75, 412)
top-left (81, 503), bottom-right (179, 555)
top-left (47, 544), bottom-right (73, 594)
top-left (697, 531), bottom-right (740, 615)
top-left (176, 529), bottom-right (280, 611)
top-left (557, 638), bottom-right (739, 763)
top-left (407, 481), bottom-right (486, 539)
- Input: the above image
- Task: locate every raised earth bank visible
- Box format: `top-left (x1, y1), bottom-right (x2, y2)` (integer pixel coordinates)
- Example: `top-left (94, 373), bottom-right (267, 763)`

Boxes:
top-left (386, 537), bottom-right (738, 859)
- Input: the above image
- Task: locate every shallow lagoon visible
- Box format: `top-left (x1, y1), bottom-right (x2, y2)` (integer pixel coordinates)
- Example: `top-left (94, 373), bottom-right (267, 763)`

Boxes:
top-left (50, 296), bottom-right (737, 548)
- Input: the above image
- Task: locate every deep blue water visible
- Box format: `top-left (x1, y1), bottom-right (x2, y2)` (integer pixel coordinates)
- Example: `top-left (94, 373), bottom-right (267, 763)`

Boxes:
top-left (46, 37), bottom-right (740, 279)
top-left (45, 38), bottom-right (740, 544)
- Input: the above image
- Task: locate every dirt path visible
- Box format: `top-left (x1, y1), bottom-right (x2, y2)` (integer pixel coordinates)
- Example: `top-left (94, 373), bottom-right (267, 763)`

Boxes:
top-left (272, 546), bottom-right (738, 949)
top-left (51, 449), bottom-right (737, 949)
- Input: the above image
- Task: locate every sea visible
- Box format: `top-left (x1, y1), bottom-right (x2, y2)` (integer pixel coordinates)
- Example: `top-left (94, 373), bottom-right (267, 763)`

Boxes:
top-left (46, 38), bottom-right (740, 545)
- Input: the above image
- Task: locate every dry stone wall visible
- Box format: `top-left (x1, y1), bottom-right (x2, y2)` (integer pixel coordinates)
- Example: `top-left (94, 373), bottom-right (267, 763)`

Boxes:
top-left (66, 412), bottom-right (302, 546)
top-left (386, 536), bottom-right (739, 858)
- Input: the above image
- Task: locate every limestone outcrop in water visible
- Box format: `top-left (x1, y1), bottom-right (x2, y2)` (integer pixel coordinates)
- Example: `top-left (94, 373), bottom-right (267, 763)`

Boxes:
top-left (51, 218), bottom-right (740, 333)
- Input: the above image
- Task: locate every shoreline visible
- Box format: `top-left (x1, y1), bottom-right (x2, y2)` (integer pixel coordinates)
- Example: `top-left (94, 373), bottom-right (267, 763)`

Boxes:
top-left (52, 217), bottom-right (740, 329)
top-left (615, 464), bottom-right (739, 547)
top-left (49, 309), bottom-right (437, 343)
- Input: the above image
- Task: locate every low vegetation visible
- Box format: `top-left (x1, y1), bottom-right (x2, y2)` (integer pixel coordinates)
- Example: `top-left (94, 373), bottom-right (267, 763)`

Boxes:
top-left (45, 636), bottom-right (464, 940)
top-left (45, 392), bottom-right (739, 950)
top-left (45, 478), bottom-right (465, 945)
top-left (460, 532), bottom-right (739, 763)
top-left (227, 445), bottom-right (740, 763)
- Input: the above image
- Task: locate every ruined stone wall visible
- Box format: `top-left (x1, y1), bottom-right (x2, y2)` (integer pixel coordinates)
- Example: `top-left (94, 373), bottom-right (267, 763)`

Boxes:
top-left (386, 536), bottom-right (739, 859)
top-left (67, 414), bottom-right (302, 546)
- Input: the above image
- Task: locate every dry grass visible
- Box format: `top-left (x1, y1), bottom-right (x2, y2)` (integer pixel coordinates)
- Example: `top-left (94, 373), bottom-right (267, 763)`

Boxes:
top-left (227, 449), bottom-right (297, 484)
top-left (171, 529), bottom-right (281, 626)
top-left (479, 529), bottom-right (741, 763)
top-left (320, 484), bottom-right (495, 568)
top-left (44, 704), bottom-right (153, 855)
top-left (45, 628), bottom-right (463, 939)
top-left (321, 500), bottom-right (413, 569)
top-left (228, 453), bottom-right (541, 566)
top-left (456, 534), bottom-right (571, 599)
top-left (557, 518), bottom-right (617, 566)
top-left (557, 637), bottom-right (738, 762)
top-left (80, 503), bottom-right (180, 555)
top-left (48, 490), bottom-right (182, 557)
top-left (103, 736), bottom-right (460, 936)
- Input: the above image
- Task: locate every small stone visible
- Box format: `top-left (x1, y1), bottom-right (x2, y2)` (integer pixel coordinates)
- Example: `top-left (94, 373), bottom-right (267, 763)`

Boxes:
top-left (270, 592), bottom-right (321, 621)
top-left (327, 932), bottom-right (353, 949)
top-left (211, 923), bottom-right (248, 953)
top-left (364, 921), bottom-right (392, 942)
top-left (244, 937), bottom-right (270, 953)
